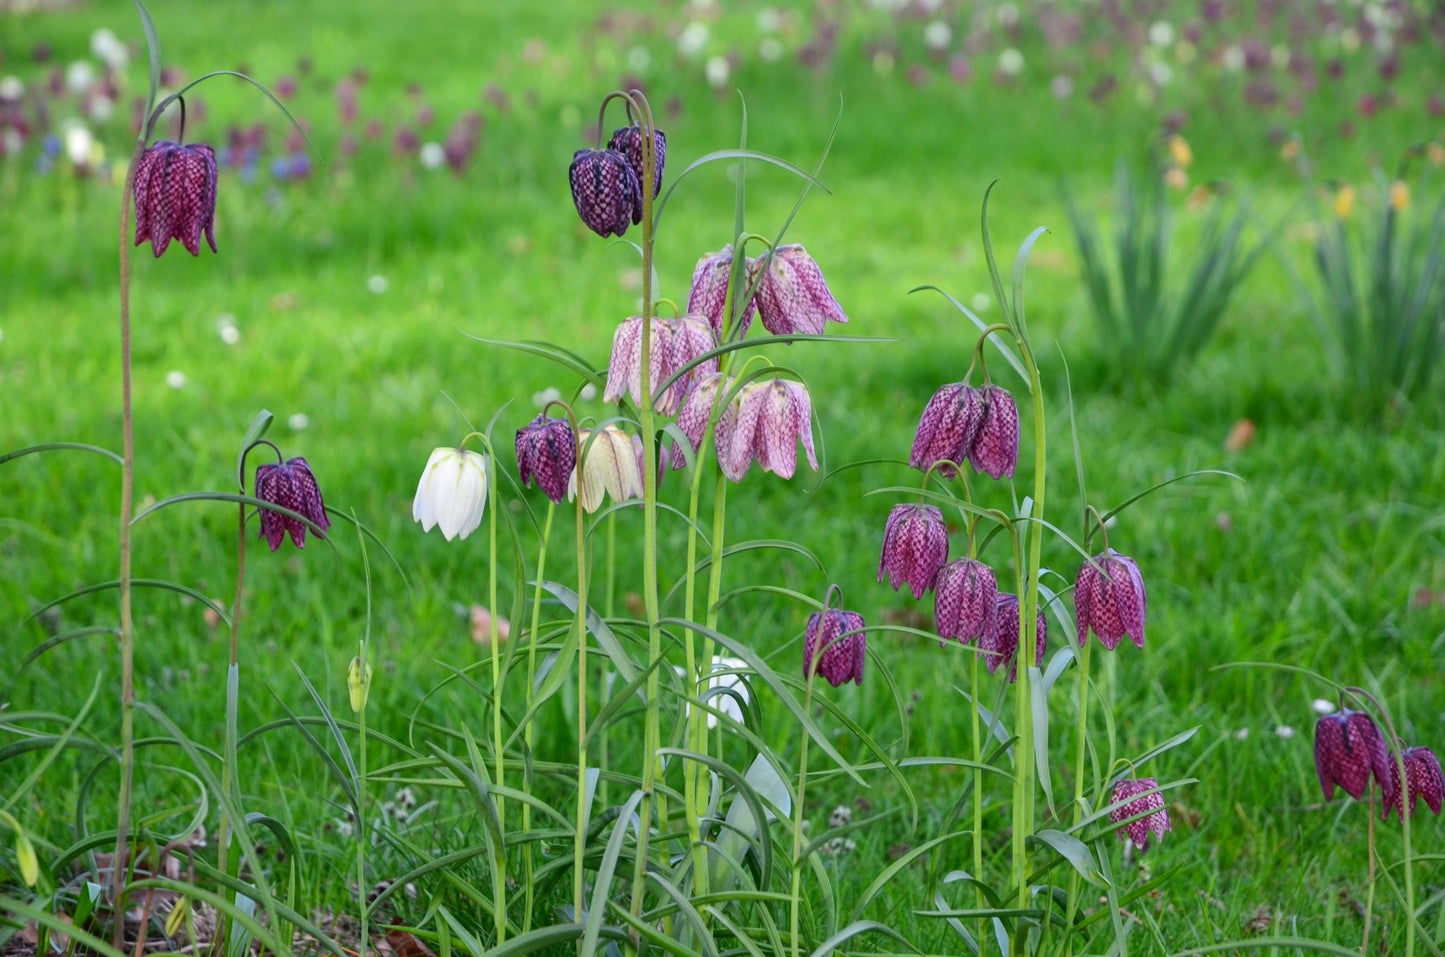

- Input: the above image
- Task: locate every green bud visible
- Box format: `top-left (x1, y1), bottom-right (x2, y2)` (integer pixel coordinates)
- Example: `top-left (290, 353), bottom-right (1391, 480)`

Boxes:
top-left (15, 829), bottom-right (38, 887)
top-left (348, 656), bottom-right (373, 713)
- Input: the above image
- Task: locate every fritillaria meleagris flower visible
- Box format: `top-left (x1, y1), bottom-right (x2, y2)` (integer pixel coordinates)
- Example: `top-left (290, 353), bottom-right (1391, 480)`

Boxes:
top-left (933, 558), bottom-right (998, 647)
top-left (1075, 549), bottom-right (1147, 651)
top-left (970, 384), bottom-right (1019, 479)
top-left (723, 378), bottom-right (818, 482)
top-left (687, 245), bottom-right (758, 339)
top-left (877, 504), bottom-right (949, 599)
top-left (413, 447), bottom-right (488, 541)
top-left (1312, 709), bottom-right (1392, 803)
top-left (603, 315), bottom-right (717, 415)
top-left (984, 592), bottom-right (1046, 682)
top-left (1383, 746), bottom-right (1444, 820)
top-left (750, 244), bottom-right (848, 336)
top-left (1109, 778), bottom-right (1170, 851)
top-left (254, 456), bottom-right (329, 550)
top-left (804, 607), bottom-right (866, 688)
top-left (568, 147), bottom-right (640, 237)
top-left (515, 415), bottom-right (577, 504)
top-left (607, 124), bottom-right (666, 198)
top-left (909, 383), bottom-right (984, 479)
top-left (568, 425), bottom-right (644, 513)
top-left (672, 371), bottom-right (739, 469)
top-left (133, 140), bottom-right (219, 257)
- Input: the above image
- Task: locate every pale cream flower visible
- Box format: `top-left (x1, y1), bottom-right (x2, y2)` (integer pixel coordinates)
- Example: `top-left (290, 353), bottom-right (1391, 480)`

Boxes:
top-left (413, 447), bottom-right (488, 540)
top-left (567, 426), bottom-right (643, 513)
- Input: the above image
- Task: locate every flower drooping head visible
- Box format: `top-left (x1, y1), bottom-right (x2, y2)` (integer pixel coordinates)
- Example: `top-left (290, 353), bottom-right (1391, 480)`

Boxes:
top-left (1383, 746), bottom-right (1444, 820)
top-left (1313, 709), bottom-right (1392, 803)
top-left (133, 140), bottom-right (219, 256)
top-left (969, 385), bottom-right (1019, 479)
top-left (750, 245), bottom-right (848, 336)
top-left (603, 316), bottom-right (717, 415)
top-left (568, 147), bottom-right (640, 237)
top-left (723, 378), bottom-right (818, 482)
top-left (933, 558), bottom-right (998, 647)
top-left (877, 504), bottom-right (949, 599)
top-left (1109, 778), bottom-right (1170, 851)
top-left (568, 425), bottom-right (644, 513)
top-left (607, 124), bottom-right (666, 199)
top-left (909, 383), bottom-right (984, 479)
top-left (672, 371), bottom-right (739, 469)
top-left (413, 447), bottom-right (488, 541)
top-left (1075, 549), bottom-right (1147, 651)
top-left (983, 592), bottom-right (1046, 682)
top-left (254, 457), bottom-right (329, 550)
top-left (687, 245), bottom-right (757, 339)
top-left (804, 606), bottom-right (866, 688)
top-left (515, 415), bottom-right (577, 504)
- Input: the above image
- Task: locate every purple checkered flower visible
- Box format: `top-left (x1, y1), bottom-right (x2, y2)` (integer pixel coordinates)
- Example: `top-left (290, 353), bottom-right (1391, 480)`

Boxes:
top-left (1109, 778), bottom-right (1170, 851)
top-left (254, 457), bottom-right (329, 550)
top-left (804, 606), bottom-right (866, 688)
top-left (1313, 709), bottom-right (1391, 802)
top-left (687, 245), bottom-right (757, 339)
top-left (607, 124), bottom-right (666, 199)
top-left (672, 371), bottom-right (739, 469)
top-left (1383, 746), bottom-right (1444, 820)
top-left (1075, 549), bottom-right (1147, 651)
top-left (877, 504), bottom-right (949, 599)
top-left (515, 415), bottom-right (576, 504)
top-left (723, 378), bottom-right (817, 481)
top-left (909, 383), bottom-right (984, 479)
top-left (568, 147), bottom-right (640, 237)
top-left (133, 140), bottom-right (219, 257)
top-left (933, 558), bottom-right (998, 646)
top-left (750, 245), bottom-right (848, 336)
top-left (603, 316), bottom-right (718, 416)
top-left (983, 592), bottom-right (1046, 682)
top-left (970, 385), bottom-right (1019, 479)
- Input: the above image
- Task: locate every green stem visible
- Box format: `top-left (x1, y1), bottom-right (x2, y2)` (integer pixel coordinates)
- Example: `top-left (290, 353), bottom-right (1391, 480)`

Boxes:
top-left (970, 646), bottom-right (985, 955)
top-left (1362, 786), bottom-right (1375, 955)
top-left (356, 637), bottom-right (369, 957)
top-left (573, 488), bottom-right (590, 937)
top-left (1062, 635), bottom-right (1094, 950)
top-left (790, 677), bottom-right (815, 957)
top-left (486, 455), bottom-right (507, 943)
top-left (522, 502), bottom-right (554, 935)
top-left (605, 513), bottom-right (616, 619)
top-left (682, 452), bottom-right (709, 906)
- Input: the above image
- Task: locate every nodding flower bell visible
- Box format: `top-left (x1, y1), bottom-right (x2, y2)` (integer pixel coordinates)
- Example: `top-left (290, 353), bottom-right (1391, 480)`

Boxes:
top-left (1313, 709), bottom-right (1391, 802)
top-left (1383, 746), bottom-right (1444, 820)
top-left (568, 147), bottom-right (640, 237)
top-left (133, 140), bottom-right (219, 257)
top-left (804, 606), bottom-right (866, 688)
top-left (603, 315), bottom-right (718, 416)
top-left (568, 425), bottom-right (644, 513)
top-left (607, 124), bottom-right (666, 199)
top-left (970, 385), bottom-right (1019, 479)
top-left (933, 558), bottom-right (998, 646)
top-left (983, 592), bottom-right (1046, 682)
top-left (672, 371), bottom-right (739, 468)
top-left (1075, 549), bottom-right (1147, 651)
top-left (254, 457), bottom-right (330, 551)
top-left (877, 504), bottom-right (950, 600)
top-left (722, 378), bottom-right (818, 482)
top-left (687, 245), bottom-right (757, 339)
top-left (1109, 778), bottom-right (1170, 851)
top-left (909, 383), bottom-right (984, 479)
top-left (750, 245), bottom-right (849, 336)
top-left (413, 447), bottom-right (488, 541)
top-left (515, 415), bottom-right (577, 504)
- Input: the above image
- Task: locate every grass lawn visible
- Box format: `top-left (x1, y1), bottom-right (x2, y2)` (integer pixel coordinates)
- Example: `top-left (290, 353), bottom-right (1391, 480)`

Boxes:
top-left (2, 0), bottom-right (1443, 953)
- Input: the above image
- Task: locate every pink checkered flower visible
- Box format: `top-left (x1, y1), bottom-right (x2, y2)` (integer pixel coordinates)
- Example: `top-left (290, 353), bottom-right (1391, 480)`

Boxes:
top-left (909, 383), bottom-right (984, 479)
top-left (983, 592), bottom-right (1046, 682)
top-left (723, 378), bottom-right (817, 482)
top-left (133, 140), bottom-right (219, 257)
top-left (687, 245), bottom-right (757, 339)
top-left (1075, 549), bottom-right (1147, 651)
top-left (804, 607), bottom-right (866, 688)
top-left (1383, 746), bottom-right (1444, 820)
top-left (750, 245), bottom-right (848, 336)
top-left (877, 504), bottom-right (949, 599)
top-left (933, 558), bottom-right (998, 646)
top-left (969, 385), bottom-right (1019, 479)
top-left (603, 316), bottom-right (718, 416)
top-left (1109, 778), bottom-right (1170, 851)
top-left (1313, 709), bottom-right (1391, 803)
top-left (254, 457), bottom-right (329, 550)
top-left (672, 371), bottom-right (739, 469)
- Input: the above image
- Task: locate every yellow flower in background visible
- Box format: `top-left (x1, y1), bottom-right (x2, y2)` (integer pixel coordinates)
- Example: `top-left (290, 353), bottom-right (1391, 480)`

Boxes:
top-left (1280, 138), bottom-right (1301, 162)
top-left (1167, 134), bottom-right (1193, 169)
top-left (1428, 143), bottom-right (1445, 168)
top-left (1164, 166), bottom-right (1188, 191)
top-left (1334, 184), bottom-right (1356, 219)
top-left (1389, 180), bottom-right (1410, 211)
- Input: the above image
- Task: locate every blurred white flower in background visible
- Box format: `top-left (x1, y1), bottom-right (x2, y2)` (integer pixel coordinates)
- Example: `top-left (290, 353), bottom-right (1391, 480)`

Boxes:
top-left (1221, 44), bottom-right (1245, 71)
top-left (66, 60), bottom-right (95, 94)
top-left (924, 20), bottom-right (952, 51)
top-left (419, 142), bottom-right (444, 170)
top-left (368, 274), bottom-right (389, 294)
top-left (216, 313), bottom-right (240, 345)
top-left (998, 48), bottom-right (1025, 77)
top-left (756, 8), bottom-right (781, 32)
top-left (90, 28), bottom-right (128, 70)
top-left (165, 370), bottom-right (187, 389)
top-left (759, 37), bottom-right (783, 62)
top-left (63, 123), bottom-right (93, 167)
top-left (288, 413), bottom-right (310, 431)
top-left (1312, 699), bottom-right (1337, 714)
top-left (705, 55), bottom-right (730, 90)
top-left (1148, 21), bottom-right (1175, 47)
top-left (677, 22), bottom-right (709, 59)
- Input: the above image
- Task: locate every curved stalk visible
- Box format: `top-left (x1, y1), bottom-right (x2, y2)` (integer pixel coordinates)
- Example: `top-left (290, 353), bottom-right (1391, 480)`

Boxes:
top-left (790, 676), bottom-right (815, 957)
top-left (486, 453), bottom-right (507, 942)
top-left (522, 502), bottom-right (555, 934)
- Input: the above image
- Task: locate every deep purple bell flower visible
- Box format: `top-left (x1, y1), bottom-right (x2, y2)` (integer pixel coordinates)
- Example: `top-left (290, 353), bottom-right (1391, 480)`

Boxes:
top-left (133, 140), bottom-right (219, 257)
top-left (804, 607), bottom-right (866, 688)
top-left (1075, 549), bottom-right (1147, 651)
top-left (607, 124), bottom-right (666, 199)
top-left (983, 592), bottom-right (1046, 682)
top-left (877, 504), bottom-right (949, 600)
top-left (1383, 746), bottom-right (1444, 820)
top-left (516, 415), bottom-right (577, 505)
top-left (1109, 778), bottom-right (1170, 851)
top-left (1313, 709), bottom-right (1391, 803)
top-left (254, 457), bottom-right (329, 550)
top-left (933, 558), bottom-right (998, 646)
top-left (909, 383), bottom-right (984, 479)
top-left (568, 147), bottom-right (640, 237)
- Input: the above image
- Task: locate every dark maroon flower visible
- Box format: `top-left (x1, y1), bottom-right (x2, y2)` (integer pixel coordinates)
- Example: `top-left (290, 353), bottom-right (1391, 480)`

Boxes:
top-left (933, 558), bottom-right (998, 646)
top-left (132, 141), bottom-right (219, 257)
top-left (1383, 746), bottom-right (1444, 820)
top-left (970, 385), bottom-right (1019, 479)
top-left (909, 383), bottom-right (984, 479)
top-left (804, 606), bottom-right (866, 688)
top-left (983, 593), bottom-right (1046, 682)
top-left (1075, 549), bottom-right (1147, 651)
top-left (750, 245), bottom-right (849, 336)
top-left (569, 147), bottom-right (641, 237)
top-left (254, 457), bottom-right (329, 550)
top-left (607, 124), bottom-right (666, 199)
top-left (516, 415), bottom-right (576, 504)
top-left (878, 504), bottom-right (949, 599)
top-left (687, 245), bottom-right (757, 338)
top-left (1313, 709), bottom-right (1391, 802)
top-left (1109, 778), bottom-right (1170, 851)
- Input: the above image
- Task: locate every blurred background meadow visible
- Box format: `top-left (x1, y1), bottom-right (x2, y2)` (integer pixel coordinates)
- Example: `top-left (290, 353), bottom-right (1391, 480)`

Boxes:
top-left (2, 0), bottom-right (1444, 950)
